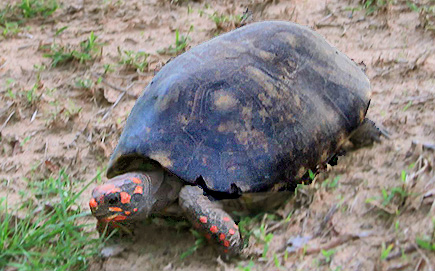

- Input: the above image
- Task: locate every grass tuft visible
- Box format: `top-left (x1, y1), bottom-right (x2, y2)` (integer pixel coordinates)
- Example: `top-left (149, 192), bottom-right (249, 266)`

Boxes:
top-left (0, 170), bottom-right (105, 270)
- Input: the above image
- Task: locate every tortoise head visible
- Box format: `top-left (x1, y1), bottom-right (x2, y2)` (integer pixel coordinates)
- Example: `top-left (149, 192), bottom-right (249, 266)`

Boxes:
top-left (89, 172), bottom-right (152, 223)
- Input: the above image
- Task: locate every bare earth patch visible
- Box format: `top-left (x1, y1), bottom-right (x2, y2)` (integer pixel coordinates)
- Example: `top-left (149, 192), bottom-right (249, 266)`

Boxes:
top-left (1, 0), bottom-right (434, 270)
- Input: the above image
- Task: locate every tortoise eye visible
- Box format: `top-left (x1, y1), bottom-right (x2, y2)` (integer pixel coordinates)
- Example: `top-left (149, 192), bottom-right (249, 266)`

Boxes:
top-left (106, 193), bottom-right (121, 205)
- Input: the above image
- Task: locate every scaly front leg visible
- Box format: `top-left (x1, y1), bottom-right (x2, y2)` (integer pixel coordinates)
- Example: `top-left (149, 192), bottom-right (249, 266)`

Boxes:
top-left (178, 185), bottom-right (243, 255)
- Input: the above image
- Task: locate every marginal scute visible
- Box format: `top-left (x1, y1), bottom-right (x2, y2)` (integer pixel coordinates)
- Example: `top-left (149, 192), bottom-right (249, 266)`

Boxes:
top-left (148, 152), bottom-right (173, 168)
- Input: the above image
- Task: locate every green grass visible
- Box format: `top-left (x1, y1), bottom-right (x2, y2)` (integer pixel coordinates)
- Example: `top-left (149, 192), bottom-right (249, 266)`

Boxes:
top-left (42, 32), bottom-right (103, 67)
top-left (380, 242), bottom-right (394, 260)
top-left (157, 26), bottom-right (193, 56)
top-left (0, 170), bottom-right (105, 270)
top-left (361, 0), bottom-right (389, 15)
top-left (0, 0), bottom-right (58, 37)
top-left (117, 49), bottom-right (150, 72)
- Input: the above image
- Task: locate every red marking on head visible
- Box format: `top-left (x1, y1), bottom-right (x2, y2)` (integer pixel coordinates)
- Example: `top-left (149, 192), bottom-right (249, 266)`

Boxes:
top-left (113, 215), bottom-right (127, 221)
top-left (124, 211), bottom-right (131, 215)
top-left (199, 216), bottom-right (207, 224)
top-left (205, 233), bottom-right (211, 240)
top-left (109, 207), bottom-right (123, 212)
top-left (223, 249), bottom-right (229, 253)
top-left (234, 224), bottom-right (238, 229)
top-left (229, 228), bottom-right (235, 235)
top-left (96, 183), bottom-right (116, 194)
top-left (223, 216), bottom-right (230, 222)
top-left (219, 233), bottom-right (225, 241)
top-left (133, 208), bottom-right (138, 212)
top-left (131, 177), bottom-right (142, 184)
top-left (134, 186), bottom-right (143, 194)
top-left (223, 240), bottom-right (230, 247)
top-left (210, 225), bottom-right (218, 234)
top-left (107, 188), bottom-right (121, 194)
top-left (120, 192), bottom-right (131, 204)
top-left (89, 198), bottom-right (98, 209)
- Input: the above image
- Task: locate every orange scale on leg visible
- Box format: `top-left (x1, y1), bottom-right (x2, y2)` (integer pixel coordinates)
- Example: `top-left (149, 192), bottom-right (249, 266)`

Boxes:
top-left (210, 225), bottom-right (218, 234)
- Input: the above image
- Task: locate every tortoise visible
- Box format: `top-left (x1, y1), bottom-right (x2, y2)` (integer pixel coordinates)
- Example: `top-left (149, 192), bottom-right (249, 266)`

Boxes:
top-left (89, 21), bottom-right (381, 255)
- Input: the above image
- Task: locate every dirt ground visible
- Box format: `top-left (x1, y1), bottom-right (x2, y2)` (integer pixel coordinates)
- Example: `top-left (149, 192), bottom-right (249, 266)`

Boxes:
top-left (1, 0), bottom-right (434, 270)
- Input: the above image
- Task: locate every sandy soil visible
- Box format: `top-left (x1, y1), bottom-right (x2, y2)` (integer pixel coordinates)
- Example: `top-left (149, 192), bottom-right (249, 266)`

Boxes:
top-left (1, 0), bottom-right (434, 270)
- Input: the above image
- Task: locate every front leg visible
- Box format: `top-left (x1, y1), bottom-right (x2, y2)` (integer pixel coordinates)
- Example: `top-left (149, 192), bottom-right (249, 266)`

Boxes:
top-left (179, 185), bottom-right (243, 255)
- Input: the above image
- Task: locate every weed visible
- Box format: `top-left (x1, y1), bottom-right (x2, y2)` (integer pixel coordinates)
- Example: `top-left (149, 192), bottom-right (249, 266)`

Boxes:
top-left (0, 170), bottom-right (105, 270)
top-left (158, 26), bottom-right (193, 56)
top-left (118, 49), bottom-right (150, 72)
top-left (402, 100), bottom-right (412, 111)
top-left (238, 260), bottom-right (255, 271)
top-left (415, 218), bottom-right (435, 251)
top-left (320, 249), bottom-right (336, 263)
top-left (380, 242), bottom-right (394, 260)
top-left (180, 229), bottom-right (205, 259)
top-left (200, 9), bottom-right (246, 32)
top-left (322, 176), bottom-right (340, 189)
top-left (76, 78), bottom-right (94, 89)
top-left (361, 0), bottom-right (390, 15)
top-left (1, 22), bottom-right (21, 37)
top-left (0, 0), bottom-right (58, 37)
top-left (251, 220), bottom-right (274, 258)
top-left (43, 32), bottom-right (103, 67)
top-left (416, 236), bottom-right (435, 251)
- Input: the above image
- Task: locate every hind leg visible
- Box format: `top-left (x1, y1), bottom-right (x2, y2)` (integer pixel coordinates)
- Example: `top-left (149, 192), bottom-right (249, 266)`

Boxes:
top-left (349, 118), bottom-right (389, 148)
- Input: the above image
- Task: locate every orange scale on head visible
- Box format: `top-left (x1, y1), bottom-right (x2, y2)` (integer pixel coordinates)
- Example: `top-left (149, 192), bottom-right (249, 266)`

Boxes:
top-left (228, 228), bottom-right (236, 235)
top-left (233, 224), bottom-right (238, 229)
top-left (113, 215), bottom-right (127, 221)
top-left (223, 216), bottom-right (231, 222)
top-left (134, 186), bottom-right (143, 194)
top-left (223, 240), bottom-right (230, 247)
top-left (124, 211), bottom-right (131, 215)
top-left (219, 233), bottom-right (225, 241)
top-left (89, 198), bottom-right (98, 209)
top-left (120, 192), bottom-right (131, 204)
top-left (131, 177), bottom-right (142, 184)
top-left (109, 207), bottom-right (123, 212)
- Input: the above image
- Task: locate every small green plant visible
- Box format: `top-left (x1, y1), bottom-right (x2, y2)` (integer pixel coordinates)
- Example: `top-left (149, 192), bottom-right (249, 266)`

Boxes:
top-left (1, 22), bottom-right (21, 37)
top-left (75, 78), bottom-right (94, 89)
top-left (361, 0), bottom-right (389, 15)
top-left (321, 176), bottom-right (340, 189)
top-left (158, 26), bottom-right (193, 55)
top-left (416, 236), bottom-right (435, 251)
top-left (380, 242), bottom-right (394, 260)
top-left (118, 49), bottom-right (150, 72)
top-left (207, 11), bottom-right (243, 31)
top-left (251, 220), bottom-right (274, 258)
top-left (43, 32), bottom-right (103, 67)
top-left (0, 0), bottom-right (58, 37)
top-left (321, 249), bottom-right (336, 263)
top-left (180, 229), bottom-right (205, 259)
top-left (18, 0), bottom-right (58, 18)
top-left (380, 187), bottom-right (407, 207)
top-left (238, 260), bottom-right (255, 271)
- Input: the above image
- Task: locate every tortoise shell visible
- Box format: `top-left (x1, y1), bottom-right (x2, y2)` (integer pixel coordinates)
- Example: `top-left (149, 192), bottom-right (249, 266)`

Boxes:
top-left (107, 21), bottom-right (371, 194)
